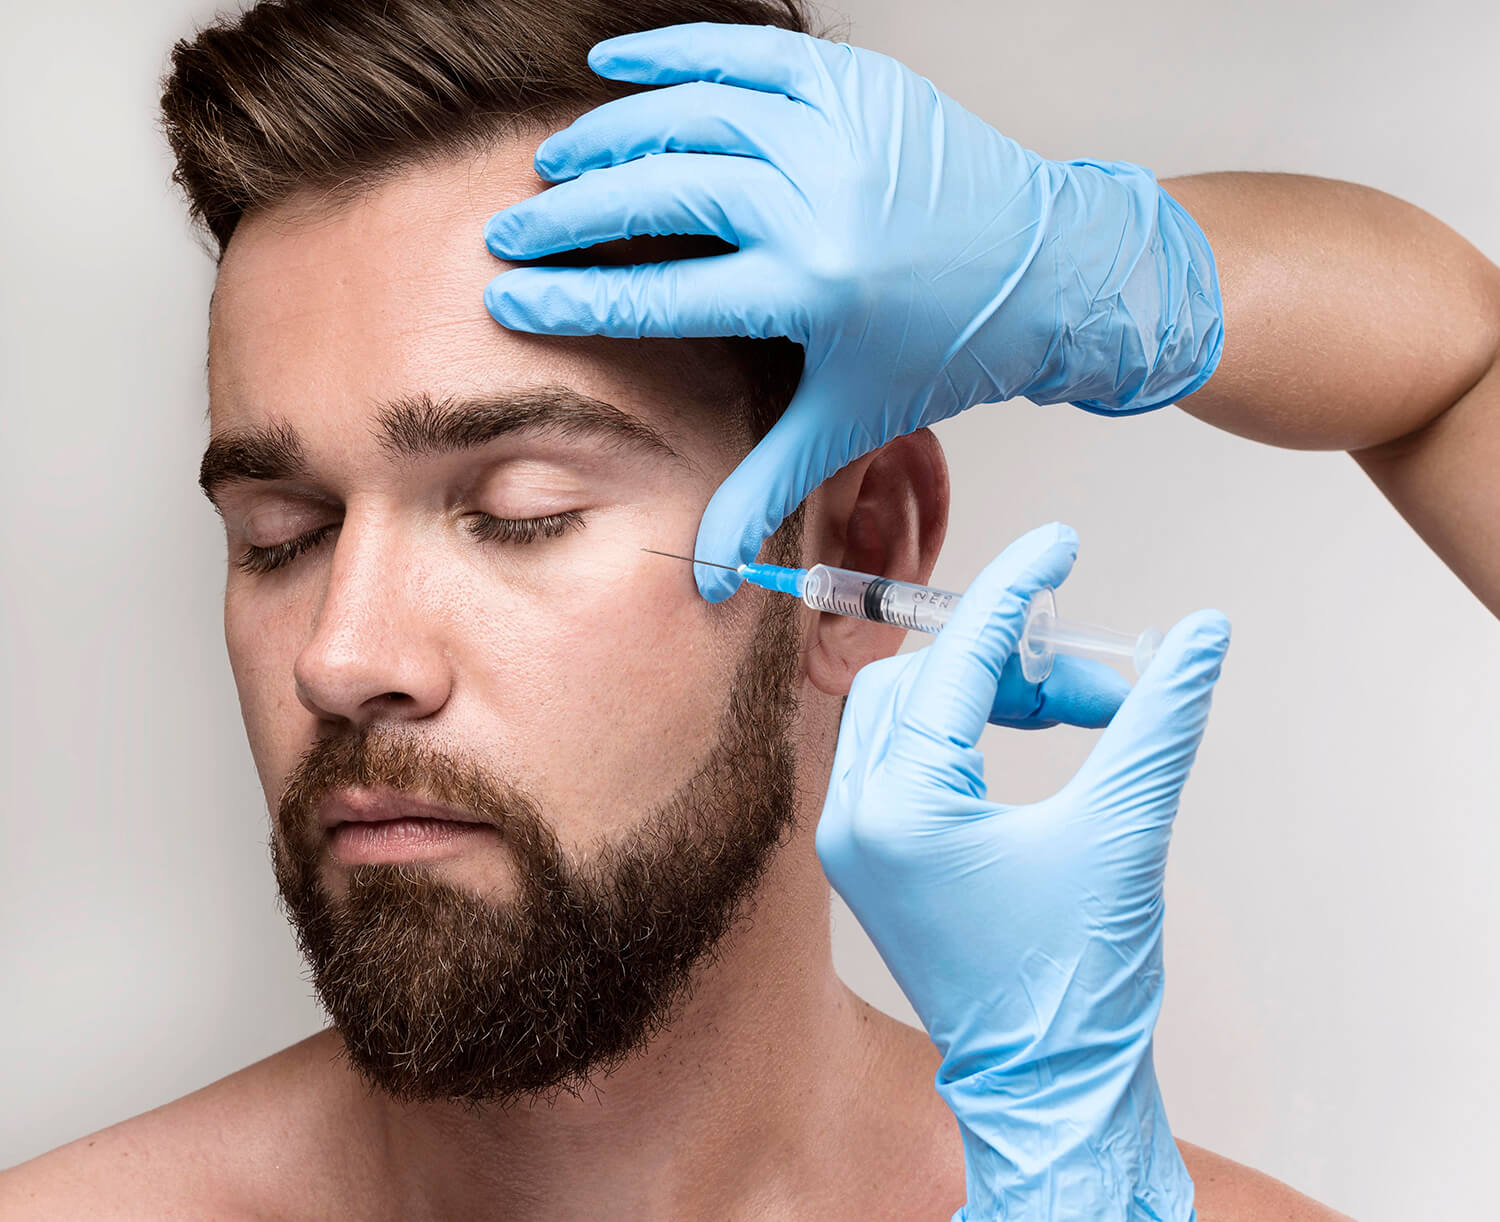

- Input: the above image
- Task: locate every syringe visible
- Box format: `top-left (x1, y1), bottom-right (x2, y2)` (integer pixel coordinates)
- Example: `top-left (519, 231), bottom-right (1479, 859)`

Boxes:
top-left (643, 550), bottom-right (1163, 682)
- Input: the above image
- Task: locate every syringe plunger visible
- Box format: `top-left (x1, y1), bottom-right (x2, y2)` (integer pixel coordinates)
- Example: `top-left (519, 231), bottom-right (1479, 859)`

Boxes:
top-left (1016, 587), bottom-right (1162, 682)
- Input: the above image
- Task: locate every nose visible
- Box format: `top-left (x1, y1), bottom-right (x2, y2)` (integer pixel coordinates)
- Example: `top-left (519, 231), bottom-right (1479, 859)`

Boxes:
top-left (293, 519), bottom-right (453, 726)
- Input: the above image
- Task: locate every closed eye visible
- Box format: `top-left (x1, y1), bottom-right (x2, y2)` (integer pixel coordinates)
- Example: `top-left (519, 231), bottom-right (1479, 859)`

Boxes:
top-left (233, 511), bottom-right (586, 575)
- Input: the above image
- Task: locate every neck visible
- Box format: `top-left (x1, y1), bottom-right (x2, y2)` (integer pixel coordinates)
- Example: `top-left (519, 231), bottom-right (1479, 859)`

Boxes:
top-left (361, 823), bottom-right (877, 1222)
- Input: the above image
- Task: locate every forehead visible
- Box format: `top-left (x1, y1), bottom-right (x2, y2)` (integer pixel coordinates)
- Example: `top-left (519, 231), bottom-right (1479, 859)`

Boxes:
top-left (208, 137), bottom-right (736, 449)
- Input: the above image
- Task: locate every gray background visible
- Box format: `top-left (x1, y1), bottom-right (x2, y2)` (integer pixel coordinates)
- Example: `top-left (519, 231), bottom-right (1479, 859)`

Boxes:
top-left (3, 1), bottom-right (1497, 1217)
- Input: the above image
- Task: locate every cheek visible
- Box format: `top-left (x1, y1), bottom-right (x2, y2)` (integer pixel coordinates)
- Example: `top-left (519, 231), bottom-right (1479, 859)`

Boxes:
top-left (470, 552), bottom-right (754, 834)
top-left (224, 589), bottom-right (314, 798)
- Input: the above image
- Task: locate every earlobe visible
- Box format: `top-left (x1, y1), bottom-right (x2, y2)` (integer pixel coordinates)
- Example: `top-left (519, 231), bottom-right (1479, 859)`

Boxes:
top-left (804, 429), bottom-right (949, 698)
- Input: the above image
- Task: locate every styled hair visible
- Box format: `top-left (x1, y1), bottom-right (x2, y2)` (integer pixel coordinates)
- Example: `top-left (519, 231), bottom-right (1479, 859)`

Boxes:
top-left (160, 0), bottom-right (820, 448)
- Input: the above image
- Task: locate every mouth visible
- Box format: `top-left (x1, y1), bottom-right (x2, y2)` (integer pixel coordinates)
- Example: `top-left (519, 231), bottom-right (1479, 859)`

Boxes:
top-left (318, 787), bottom-right (499, 866)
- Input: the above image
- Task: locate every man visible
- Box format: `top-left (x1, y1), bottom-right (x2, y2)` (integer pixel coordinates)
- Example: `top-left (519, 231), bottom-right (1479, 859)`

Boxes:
top-left (4, 0), bottom-right (1495, 1218)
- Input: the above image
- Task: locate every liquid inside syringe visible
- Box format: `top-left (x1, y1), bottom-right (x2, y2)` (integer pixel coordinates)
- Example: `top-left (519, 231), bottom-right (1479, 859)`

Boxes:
top-left (643, 551), bottom-right (1162, 683)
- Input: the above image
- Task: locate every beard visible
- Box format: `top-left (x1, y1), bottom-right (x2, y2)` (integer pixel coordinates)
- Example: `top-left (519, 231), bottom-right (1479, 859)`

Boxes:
top-left (270, 587), bottom-right (803, 1109)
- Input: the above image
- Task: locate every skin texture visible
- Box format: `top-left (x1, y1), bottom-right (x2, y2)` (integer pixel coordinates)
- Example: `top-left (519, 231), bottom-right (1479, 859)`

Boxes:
top-left (0, 143), bottom-right (1352, 1220)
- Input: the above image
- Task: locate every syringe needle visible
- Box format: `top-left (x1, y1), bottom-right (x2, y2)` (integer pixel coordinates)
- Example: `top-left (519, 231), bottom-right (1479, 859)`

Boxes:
top-left (639, 548), bottom-right (740, 572)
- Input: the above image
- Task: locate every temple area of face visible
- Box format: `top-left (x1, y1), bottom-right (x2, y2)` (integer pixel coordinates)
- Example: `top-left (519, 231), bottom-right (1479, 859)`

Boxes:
top-left (200, 386), bottom-right (687, 512)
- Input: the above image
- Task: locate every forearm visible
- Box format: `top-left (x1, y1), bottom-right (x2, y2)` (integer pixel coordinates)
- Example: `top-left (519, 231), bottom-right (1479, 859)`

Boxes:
top-left (1160, 171), bottom-right (1500, 612)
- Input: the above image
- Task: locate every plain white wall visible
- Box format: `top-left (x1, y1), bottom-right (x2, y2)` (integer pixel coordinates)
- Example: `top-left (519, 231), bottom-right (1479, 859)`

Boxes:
top-left (3, 1), bottom-right (1496, 1217)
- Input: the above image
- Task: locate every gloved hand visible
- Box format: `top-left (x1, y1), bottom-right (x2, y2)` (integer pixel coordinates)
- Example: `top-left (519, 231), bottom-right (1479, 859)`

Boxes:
top-left (816, 522), bottom-right (1229, 1222)
top-left (483, 23), bottom-right (1225, 601)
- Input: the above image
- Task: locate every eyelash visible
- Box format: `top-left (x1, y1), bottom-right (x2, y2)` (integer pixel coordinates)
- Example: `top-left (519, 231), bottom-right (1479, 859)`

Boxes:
top-left (233, 511), bottom-right (585, 576)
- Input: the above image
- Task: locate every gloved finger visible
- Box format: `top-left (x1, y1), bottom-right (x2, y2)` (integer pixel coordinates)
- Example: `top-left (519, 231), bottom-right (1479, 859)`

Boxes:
top-left (828, 653), bottom-right (912, 793)
top-left (1065, 608), bottom-right (1230, 813)
top-left (485, 152), bottom-right (784, 260)
top-left (692, 377), bottom-right (853, 601)
top-left (587, 23), bottom-right (830, 103)
top-left (817, 652), bottom-right (918, 875)
top-left (484, 250), bottom-right (778, 338)
top-left (892, 524), bottom-right (1079, 755)
top-left (533, 81), bottom-right (806, 181)
top-left (990, 653), bottom-right (1129, 730)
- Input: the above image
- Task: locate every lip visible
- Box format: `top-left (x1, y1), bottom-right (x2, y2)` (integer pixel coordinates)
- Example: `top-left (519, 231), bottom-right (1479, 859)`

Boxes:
top-left (317, 787), bottom-right (490, 831)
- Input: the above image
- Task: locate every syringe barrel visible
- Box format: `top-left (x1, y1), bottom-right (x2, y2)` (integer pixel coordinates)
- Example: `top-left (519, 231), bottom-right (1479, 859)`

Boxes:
top-left (800, 565), bottom-right (961, 634)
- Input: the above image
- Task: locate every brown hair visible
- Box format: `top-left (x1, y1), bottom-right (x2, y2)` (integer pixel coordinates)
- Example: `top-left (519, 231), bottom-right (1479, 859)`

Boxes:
top-left (160, 0), bottom-right (822, 451)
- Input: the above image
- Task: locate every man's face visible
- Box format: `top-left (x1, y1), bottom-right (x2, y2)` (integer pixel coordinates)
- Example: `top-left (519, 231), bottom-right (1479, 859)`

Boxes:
top-left (206, 142), bottom-right (808, 1104)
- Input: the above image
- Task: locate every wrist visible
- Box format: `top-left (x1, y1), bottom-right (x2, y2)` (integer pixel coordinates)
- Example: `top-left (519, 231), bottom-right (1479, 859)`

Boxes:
top-left (1015, 158), bottom-right (1225, 415)
top-left (938, 1042), bottom-right (1194, 1222)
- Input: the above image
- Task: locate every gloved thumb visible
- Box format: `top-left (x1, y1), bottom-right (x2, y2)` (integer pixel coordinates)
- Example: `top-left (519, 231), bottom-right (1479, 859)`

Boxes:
top-left (692, 377), bottom-right (848, 601)
top-left (1066, 608), bottom-right (1231, 813)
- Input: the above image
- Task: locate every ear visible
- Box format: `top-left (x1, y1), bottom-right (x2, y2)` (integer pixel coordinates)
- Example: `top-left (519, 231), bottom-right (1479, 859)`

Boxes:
top-left (802, 429), bottom-right (949, 698)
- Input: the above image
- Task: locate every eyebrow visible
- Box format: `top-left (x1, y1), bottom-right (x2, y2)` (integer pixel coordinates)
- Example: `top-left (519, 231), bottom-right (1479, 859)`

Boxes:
top-left (198, 387), bottom-right (682, 508)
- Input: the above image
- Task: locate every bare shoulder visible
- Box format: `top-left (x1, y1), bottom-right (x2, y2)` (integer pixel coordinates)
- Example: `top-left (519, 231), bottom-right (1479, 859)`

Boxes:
top-left (1179, 1142), bottom-right (1356, 1222)
top-left (0, 1030), bottom-right (364, 1221)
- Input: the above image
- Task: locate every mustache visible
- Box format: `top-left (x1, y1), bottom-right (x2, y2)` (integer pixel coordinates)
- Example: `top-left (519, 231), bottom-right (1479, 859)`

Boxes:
top-left (275, 725), bottom-right (540, 840)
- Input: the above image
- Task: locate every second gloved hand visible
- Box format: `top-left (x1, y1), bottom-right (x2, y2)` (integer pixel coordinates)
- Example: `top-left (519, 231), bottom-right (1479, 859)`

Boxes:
top-left (483, 23), bottom-right (1225, 599)
top-left (817, 523), bottom-right (1230, 1221)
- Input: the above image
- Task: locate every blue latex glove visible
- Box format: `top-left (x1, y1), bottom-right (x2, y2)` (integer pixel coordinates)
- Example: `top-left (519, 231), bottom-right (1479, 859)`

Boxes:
top-left (816, 522), bottom-right (1229, 1222)
top-left (978, 652), bottom-right (1129, 733)
top-left (483, 24), bottom-right (1225, 601)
